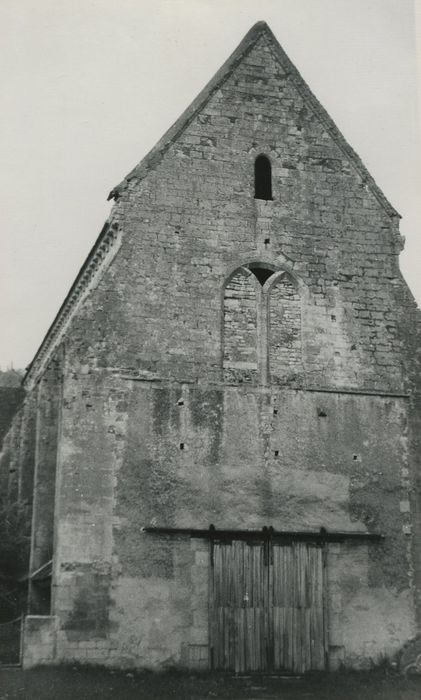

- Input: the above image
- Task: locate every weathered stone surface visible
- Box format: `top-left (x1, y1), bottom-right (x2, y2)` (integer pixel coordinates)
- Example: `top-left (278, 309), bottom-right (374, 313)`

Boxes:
top-left (2, 21), bottom-right (421, 671)
top-left (399, 634), bottom-right (421, 675)
top-left (22, 616), bottom-right (57, 668)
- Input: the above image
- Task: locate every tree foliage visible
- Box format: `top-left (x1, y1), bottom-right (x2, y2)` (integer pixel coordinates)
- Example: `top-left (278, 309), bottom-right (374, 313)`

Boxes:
top-left (0, 498), bottom-right (31, 621)
top-left (0, 369), bottom-right (24, 388)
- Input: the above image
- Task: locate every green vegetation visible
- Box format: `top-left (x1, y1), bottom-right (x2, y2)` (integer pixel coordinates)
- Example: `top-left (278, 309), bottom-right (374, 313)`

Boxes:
top-left (0, 498), bottom-right (31, 622)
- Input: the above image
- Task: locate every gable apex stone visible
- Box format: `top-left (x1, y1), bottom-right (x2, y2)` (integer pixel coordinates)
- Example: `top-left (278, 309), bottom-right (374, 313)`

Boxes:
top-left (108, 20), bottom-right (400, 220)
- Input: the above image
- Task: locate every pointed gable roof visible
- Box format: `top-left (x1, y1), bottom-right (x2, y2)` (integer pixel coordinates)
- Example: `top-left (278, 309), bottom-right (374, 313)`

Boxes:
top-left (108, 21), bottom-right (399, 219)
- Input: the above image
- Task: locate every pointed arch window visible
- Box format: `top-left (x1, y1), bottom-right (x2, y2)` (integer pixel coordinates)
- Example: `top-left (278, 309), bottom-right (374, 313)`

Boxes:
top-left (223, 267), bottom-right (258, 384)
top-left (254, 155), bottom-right (272, 201)
top-left (222, 265), bottom-right (303, 385)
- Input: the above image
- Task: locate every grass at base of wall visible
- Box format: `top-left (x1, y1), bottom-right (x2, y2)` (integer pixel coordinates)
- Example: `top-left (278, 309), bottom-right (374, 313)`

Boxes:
top-left (1, 665), bottom-right (421, 700)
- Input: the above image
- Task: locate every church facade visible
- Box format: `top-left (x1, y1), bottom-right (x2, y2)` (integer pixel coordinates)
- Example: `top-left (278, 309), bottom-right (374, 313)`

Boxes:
top-left (2, 22), bottom-right (421, 672)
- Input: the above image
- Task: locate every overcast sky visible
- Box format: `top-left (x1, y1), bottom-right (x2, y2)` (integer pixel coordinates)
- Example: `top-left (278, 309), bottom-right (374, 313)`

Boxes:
top-left (1, 0), bottom-right (420, 370)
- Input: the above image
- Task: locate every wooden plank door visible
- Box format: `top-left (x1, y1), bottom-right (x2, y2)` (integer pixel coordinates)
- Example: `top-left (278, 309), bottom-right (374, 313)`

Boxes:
top-left (210, 540), bottom-right (269, 672)
top-left (209, 539), bottom-right (326, 673)
top-left (271, 543), bottom-right (326, 673)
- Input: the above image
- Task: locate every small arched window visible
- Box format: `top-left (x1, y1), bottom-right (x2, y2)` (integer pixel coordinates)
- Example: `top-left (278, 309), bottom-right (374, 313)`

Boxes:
top-left (254, 155), bottom-right (272, 201)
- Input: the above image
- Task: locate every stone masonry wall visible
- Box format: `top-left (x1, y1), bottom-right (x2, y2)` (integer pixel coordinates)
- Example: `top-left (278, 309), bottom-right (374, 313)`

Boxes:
top-left (22, 616), bottom-right (57, 668)
top-left (269, 273), bottom-right (302, 383)
top-left (47, 371), bottom-right (415, 668)
top-left (28, 352), bottom-right (62, 614)
top-left (395, 285), bottom-right (421, 630)
top-left (21, 26), bottom-right (421, 669)
top-left (18, 393), bottom-right (37, 505)
top-left (63, 33), bottom-right (404, 394)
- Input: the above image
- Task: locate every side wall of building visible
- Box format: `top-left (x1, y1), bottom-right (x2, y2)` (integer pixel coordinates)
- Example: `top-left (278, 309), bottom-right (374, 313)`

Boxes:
top-left (397, 288), bottom-right (421, 633)
top-left (0, 352), bottom-right (63, 625)
top-left (28, 352), bottom-right (63, 614)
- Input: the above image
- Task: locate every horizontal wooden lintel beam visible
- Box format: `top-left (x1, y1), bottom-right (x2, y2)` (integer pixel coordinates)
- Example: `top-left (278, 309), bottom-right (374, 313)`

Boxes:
top-left (142, 526), bottom-right (384, 542)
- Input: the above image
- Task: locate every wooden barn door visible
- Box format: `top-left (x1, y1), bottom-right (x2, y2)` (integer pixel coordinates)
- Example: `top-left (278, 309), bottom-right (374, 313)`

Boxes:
top-left (210, 540), bottom-right (269, 672)
top-left (271, 543), bottom-right (326, 673)
top-left (209, 539), bottom-right (326, 673)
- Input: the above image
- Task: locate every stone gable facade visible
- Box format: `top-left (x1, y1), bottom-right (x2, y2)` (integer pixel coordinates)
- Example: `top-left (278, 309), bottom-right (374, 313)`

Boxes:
top-left (2, 22), bottom-right (421, 672)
